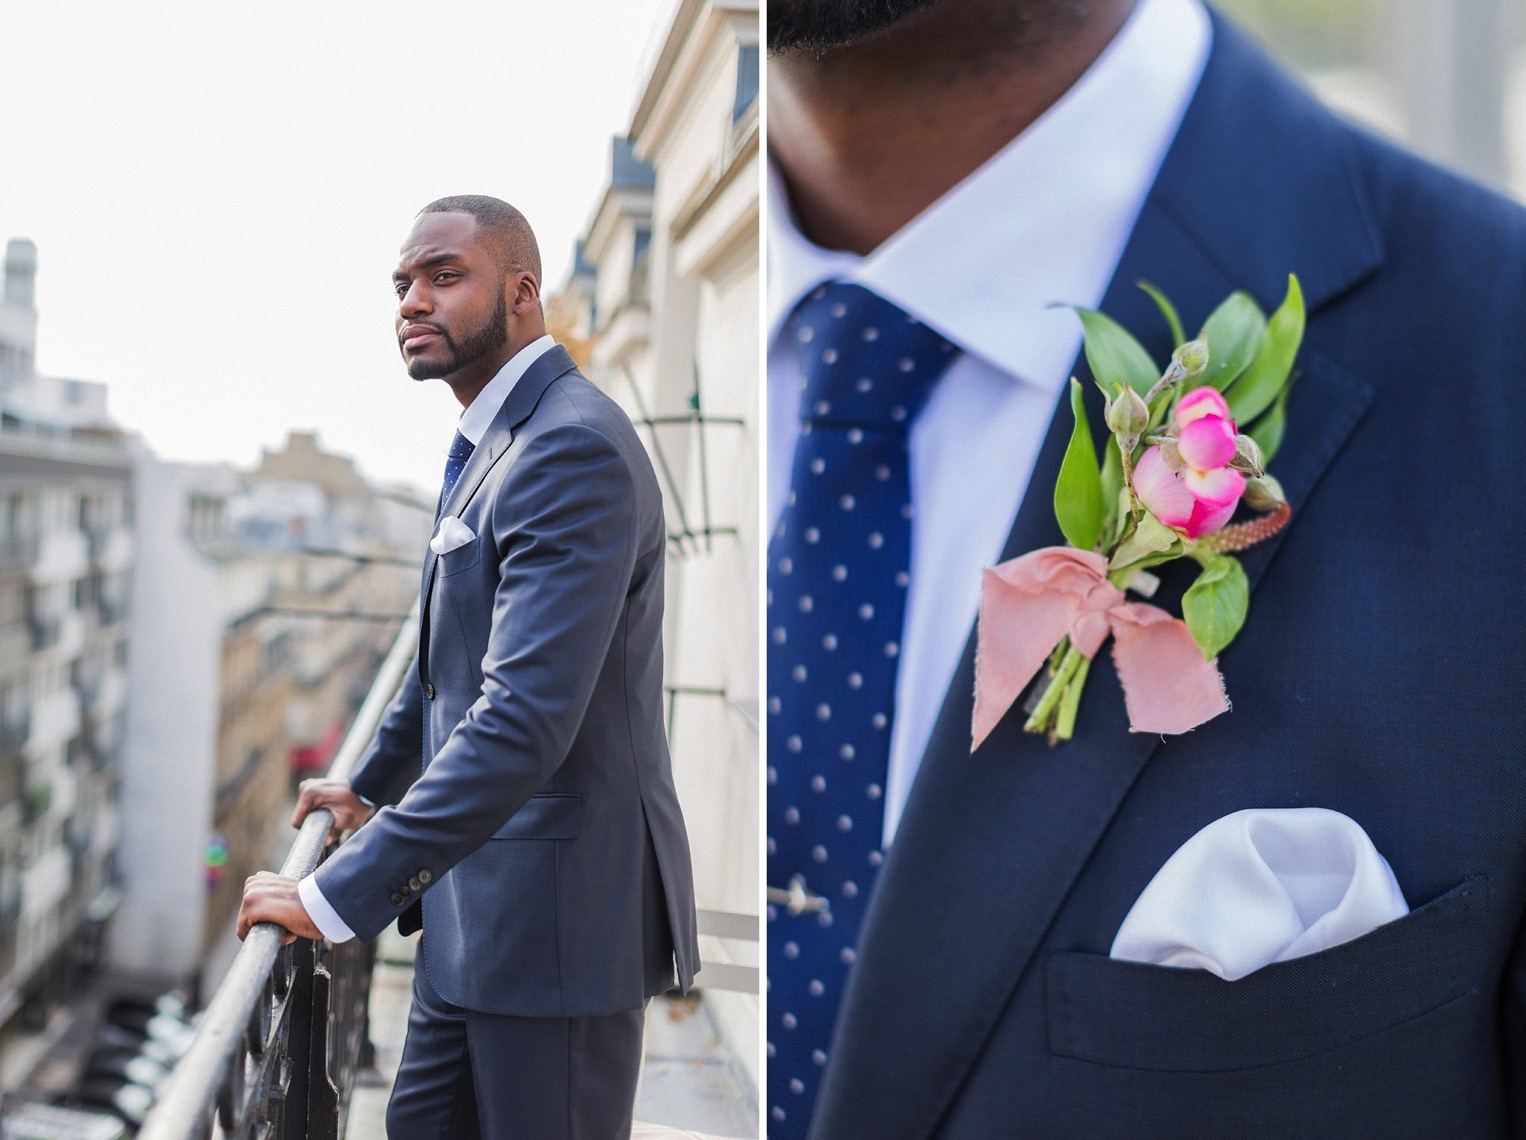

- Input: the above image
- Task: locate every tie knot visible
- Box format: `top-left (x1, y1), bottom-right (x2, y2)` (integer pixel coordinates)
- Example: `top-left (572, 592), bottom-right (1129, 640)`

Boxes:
top-left (788, 282), bottom-right (958, 432)
top-left (448, 431), bottom-right (475, 462)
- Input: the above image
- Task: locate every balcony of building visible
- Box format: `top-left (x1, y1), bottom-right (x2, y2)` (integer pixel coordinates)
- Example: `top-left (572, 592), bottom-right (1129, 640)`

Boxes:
top-left (5, 617), bottom-right (759, 1139)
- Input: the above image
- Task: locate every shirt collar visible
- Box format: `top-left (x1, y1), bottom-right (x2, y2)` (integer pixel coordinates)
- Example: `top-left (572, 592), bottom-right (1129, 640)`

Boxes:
top-left (767, 0), bottom-right (1211, 391)
top-left (457, 334), bottom-right (556, 446)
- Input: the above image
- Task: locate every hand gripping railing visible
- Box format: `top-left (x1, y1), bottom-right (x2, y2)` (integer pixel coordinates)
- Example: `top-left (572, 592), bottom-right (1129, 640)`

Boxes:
top-left (138, 610), bottom-right (418, 1140)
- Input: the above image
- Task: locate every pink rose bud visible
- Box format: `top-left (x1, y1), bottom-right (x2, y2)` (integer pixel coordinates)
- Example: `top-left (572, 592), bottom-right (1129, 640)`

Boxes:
top-left (1134, 447), bottom-right (1245, 539)
top-left (1133, 386), bottom-right (1248, 540)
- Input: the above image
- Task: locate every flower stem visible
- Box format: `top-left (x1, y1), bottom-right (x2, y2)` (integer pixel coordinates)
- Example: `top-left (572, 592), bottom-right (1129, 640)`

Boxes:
top-left (1118, 445), bottom-right (1141, 525)
top-left (1025, 644), bottom-right (1085, 736)
top-left (1052, 653), bottom-right (1092, 744)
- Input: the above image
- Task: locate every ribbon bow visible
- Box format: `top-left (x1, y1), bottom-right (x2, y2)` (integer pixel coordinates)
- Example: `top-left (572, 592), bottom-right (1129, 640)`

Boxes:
top-left (971, 547), bottom-right (1228, 749)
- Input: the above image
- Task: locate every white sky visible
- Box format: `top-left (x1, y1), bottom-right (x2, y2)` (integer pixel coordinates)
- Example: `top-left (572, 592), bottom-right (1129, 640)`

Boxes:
top-left (0, 0), bottom-right (677, 494)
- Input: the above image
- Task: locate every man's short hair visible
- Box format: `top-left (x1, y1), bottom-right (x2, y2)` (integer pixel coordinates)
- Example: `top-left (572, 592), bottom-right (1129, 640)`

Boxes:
top-left (419, 195), bottom-right (542, 282)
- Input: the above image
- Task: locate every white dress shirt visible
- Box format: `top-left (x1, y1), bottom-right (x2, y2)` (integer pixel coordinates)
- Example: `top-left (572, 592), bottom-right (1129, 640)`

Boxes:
top-left (299, 334), bottom-right (557, 943)
top-left (768, 0), bottom-right (1211, 847)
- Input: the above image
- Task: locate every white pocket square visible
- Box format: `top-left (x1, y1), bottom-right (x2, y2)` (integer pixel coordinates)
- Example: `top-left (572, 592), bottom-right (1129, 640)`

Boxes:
top-left (1110, 807), bottom-right (1409, 980)
top-left (430, 515), bottom-right (475, 555)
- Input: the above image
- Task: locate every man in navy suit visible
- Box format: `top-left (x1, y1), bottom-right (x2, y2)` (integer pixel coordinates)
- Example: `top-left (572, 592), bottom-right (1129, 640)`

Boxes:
top-left (767, 0), bottom-right (1526, 1136)
top-left (240, 196), bottom-right (699, 1137)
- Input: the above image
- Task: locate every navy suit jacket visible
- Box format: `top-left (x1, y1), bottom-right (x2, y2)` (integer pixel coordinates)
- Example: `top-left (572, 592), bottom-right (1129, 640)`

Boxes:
top-left (313, 345), bottom-right (700, 1019)
top-left (809, 15), bottom-right (1526, 1139)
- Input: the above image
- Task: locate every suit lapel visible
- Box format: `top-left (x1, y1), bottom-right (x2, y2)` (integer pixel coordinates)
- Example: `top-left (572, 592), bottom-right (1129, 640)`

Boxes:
top-left (813, 18), bottom-right (1381, 1138)
top-left (417, 345), bottom-right (581, 679)
top-left (421, 345), bottom-right (579, 582)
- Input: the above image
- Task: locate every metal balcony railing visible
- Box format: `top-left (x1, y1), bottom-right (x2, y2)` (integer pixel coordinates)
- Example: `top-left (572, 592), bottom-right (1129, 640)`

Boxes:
top-left (135, 610), bottom-right (417, 1140)
top-left (137, 600), bottom-right (760, 1136)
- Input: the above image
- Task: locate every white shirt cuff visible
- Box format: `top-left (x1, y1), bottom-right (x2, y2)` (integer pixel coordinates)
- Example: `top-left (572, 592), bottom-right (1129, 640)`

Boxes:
top-left (298, 874), bottom-right (357, 944)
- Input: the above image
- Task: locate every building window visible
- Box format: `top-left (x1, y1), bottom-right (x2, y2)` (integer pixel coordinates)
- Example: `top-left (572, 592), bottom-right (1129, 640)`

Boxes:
top-left (733, 43), bottom-right (759, 125)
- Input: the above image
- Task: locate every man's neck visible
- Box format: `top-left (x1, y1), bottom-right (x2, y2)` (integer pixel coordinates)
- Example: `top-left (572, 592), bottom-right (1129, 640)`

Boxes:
top-left (769, 0), bottom-right (1136, 255)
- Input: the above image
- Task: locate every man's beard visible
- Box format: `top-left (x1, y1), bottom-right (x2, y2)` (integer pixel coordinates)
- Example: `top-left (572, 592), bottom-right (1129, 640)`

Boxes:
top-left (767, 0), bottom-right (943, 53)
top-left (405, 283), bottom-right (508, 380)
top-left (767, 0), bottom-right (1090, 56)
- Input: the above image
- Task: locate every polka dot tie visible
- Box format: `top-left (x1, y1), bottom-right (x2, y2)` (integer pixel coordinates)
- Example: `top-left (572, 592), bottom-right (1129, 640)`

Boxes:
top-left (439, 429), bottom-right (475, 512)
top-left (766, 283), bottom-right (957, 1136)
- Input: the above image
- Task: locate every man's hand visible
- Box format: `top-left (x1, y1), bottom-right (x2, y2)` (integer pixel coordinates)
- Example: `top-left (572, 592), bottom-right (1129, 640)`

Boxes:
top-left (238, 872), bottom-right (322, 944)
top-left (292, 779), bottom-right (374, 844)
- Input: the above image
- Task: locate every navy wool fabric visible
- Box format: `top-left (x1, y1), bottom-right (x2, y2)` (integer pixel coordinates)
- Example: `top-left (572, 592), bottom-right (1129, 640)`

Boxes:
top-left (801, 14), bottom-right (1526, 1140)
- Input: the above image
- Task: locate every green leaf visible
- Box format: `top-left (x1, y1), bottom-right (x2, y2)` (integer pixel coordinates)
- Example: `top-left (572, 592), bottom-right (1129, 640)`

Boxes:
top-left (1194, 292), bottom-right (1266, 392)
top-left (1182, 555), bottom-right (1249, 660)
top-left (1137, 280), bottom-right (1185, 347)
top-left (1054, 378), bottom-right (1104, 551)
top-left (1228, 274), bottom-right (1305, 424)
top-left (1108, 512), bottom-right (1181, 573)
top-left (1075, 307), bottom-right (1159, 397)
top-left (1246, 376), bottom-right (1294, 464)
top-left (1100, 435), bottom-right (1125, 543)
top-left (1114, 484), bottom-right (1135, 547)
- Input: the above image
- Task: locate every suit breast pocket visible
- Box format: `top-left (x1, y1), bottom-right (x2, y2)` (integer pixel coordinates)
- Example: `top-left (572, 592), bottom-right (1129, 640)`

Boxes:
top-left (437, 536), bottom-right (482, 578)
top-left (1045, 875), bottom-right (1483, 1072)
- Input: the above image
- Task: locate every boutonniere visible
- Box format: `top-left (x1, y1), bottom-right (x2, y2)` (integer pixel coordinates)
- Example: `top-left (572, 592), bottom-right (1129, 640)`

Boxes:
top-left (972, 276), bottom-right (1304, 748)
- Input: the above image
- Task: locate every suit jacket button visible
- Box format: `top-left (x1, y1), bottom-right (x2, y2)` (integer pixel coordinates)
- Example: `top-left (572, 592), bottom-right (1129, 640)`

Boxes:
top-left (408, 876), bottom-right (421, 892)
top-left (424, 683), bottom-right (436, 699)
top-left (418, 869), bottom-right (433, 885)
top-left (389, 892), bottom-right (404, 906)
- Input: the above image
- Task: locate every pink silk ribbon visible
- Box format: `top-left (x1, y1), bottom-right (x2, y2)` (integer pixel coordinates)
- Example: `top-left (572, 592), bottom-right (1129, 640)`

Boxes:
top-left (971, 547), bottom-right (1229, 749)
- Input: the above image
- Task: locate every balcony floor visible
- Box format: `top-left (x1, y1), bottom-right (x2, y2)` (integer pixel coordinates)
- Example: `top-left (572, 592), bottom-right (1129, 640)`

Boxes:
top-left (348, 926), bottom-right (757, 1139)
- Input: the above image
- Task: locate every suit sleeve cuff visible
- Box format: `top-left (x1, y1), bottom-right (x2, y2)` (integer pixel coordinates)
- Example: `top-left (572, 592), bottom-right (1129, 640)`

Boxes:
top-left (298, 873), bottom-right (357, 944)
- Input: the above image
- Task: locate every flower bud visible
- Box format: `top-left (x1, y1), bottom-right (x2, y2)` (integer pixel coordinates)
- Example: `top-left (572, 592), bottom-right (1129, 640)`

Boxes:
top-left (1104, 383), bottom-right (1149, 445)
top-left (1173, 338), bottom-right (1209, 379)
top-left (1147, 342), bottom-right (1210, 404)
top-left (1242, 473), bottom-right (1285, 511)
top-left (1227, 433), bottom-right (1265, 478)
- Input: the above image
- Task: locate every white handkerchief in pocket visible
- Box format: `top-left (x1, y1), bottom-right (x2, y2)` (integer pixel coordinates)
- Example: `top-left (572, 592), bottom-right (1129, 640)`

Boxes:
top-left (1110, 807), bottom-right (1408, 980)
top-left (430, 515), bottom-right (475, 556)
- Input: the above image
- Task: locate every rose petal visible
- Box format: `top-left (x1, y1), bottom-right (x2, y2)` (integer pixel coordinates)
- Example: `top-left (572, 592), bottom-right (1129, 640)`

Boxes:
top-left (1184, 495), bottom-right (1240, 538)
top-left (1176, 387), bottom-right (1231, 427)
top-left (1133, 446), bottom-right (1196, 530)
top-left (1183, 465), bottom-right (1246, 510)
top-left (1177, 414), bottom-right (1238, 471)
top-left (1184, 467), bottom-right (1243, 539)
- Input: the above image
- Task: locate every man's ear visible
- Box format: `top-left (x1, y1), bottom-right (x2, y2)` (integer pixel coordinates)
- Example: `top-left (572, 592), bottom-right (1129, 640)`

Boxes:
top-left (509, 271), bottom-right (541, 315)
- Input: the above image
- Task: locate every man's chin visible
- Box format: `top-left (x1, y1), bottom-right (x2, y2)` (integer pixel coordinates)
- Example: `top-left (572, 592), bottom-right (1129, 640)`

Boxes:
top-left (404, 354), bottom-right (453, 381)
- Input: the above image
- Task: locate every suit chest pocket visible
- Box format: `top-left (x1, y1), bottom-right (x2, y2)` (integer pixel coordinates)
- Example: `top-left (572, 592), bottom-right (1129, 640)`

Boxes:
top-left (437, 536), bottom-right (482, 578)
top-left (1045, 875), bottom-right (1483, 1072)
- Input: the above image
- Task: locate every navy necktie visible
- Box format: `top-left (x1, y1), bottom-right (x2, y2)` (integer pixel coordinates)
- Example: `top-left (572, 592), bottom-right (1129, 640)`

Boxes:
top-left (439, 430), bottom-right (475, 512)
top-left (766, 283), bottom-right (958, 1137)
